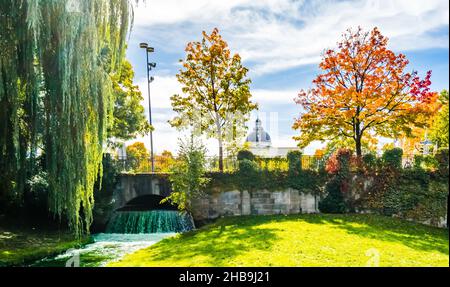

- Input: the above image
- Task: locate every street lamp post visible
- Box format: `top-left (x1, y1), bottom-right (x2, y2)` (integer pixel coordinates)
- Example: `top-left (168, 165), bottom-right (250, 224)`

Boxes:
top-left (139, 42), bottom-right (156, 173)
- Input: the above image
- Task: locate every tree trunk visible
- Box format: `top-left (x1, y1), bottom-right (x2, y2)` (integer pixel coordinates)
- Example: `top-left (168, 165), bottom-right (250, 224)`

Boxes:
top-left (218, 140), bottom-right (224, 172)
top-left (354, 119), bottom-right (363, 157)
top-left (216, 116), bottom-right (224, 172)
top-left (355, 135), bottom-right (362, 157)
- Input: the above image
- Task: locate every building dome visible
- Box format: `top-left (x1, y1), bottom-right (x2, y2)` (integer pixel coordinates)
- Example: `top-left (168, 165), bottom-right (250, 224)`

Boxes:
top-left (246, 118), bottom-right (271, 145)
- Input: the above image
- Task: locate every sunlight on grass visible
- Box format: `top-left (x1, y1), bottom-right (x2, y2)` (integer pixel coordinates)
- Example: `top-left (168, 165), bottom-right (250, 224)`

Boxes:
top-left (0, 228), bottom-right (90, 267)
top-left (109, 214), bottom-right (449, 267)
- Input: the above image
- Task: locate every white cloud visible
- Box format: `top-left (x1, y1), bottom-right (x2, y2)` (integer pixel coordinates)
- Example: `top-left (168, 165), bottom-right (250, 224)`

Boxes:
top-left (136, 75), bottom-right (181, 110)
top-left (131, 78), bottom-right (306, 154)
top-left (132, 0), bottom-right (449, 75)
top-left (252, 89), bottom-right (298, 105)
top-left (133, 0), bottom-right (304, 27)
top-left (131, 76), bottom-right (332, 154)
top-left (132, 75), bottom-right (180, 153)
top-left (127, 0), bottom-right (449, 155)
top-left (137, 76), bottom-right (301, 112)
top-left (133, 75), bottom-right (238, 155)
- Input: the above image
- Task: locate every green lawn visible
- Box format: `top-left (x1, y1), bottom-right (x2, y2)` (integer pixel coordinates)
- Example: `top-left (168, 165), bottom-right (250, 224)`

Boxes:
top-left (109, 214), bottom-right (449, 267)
top-left (0, 226), bottom-right (90, 267)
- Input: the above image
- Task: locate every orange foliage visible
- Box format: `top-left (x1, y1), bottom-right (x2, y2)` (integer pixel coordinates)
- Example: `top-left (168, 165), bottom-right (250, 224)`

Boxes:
top-left (314, 149), bottom-right (325, 158)
top-left (155, 150), bottom-right (176, 172)
top-left (294, 27), bottom-right (437, 156)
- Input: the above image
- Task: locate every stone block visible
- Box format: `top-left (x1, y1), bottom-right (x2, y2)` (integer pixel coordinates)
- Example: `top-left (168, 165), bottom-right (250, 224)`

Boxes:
top-left (251, 191), bottom-right (271, 199)
top-left (251, 197), bottom-right (274, 204)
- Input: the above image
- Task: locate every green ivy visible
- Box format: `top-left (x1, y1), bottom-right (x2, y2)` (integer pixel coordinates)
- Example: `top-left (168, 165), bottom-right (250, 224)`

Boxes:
top-left (363, 147), bottom-right (448, 224)
top-left (201, 147), bottom-right (447, 225)
top-left (287, 151), bottom-right (302, 176)
top-left (435, 148), bottom-right (449, 177)
top-left (204, 169), bottom-right (322, 194)
top-left (237, 159), bottom-right (261, 191)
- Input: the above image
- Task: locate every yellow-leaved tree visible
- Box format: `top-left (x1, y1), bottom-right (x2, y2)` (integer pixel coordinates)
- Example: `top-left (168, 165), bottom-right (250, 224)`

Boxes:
top-left (170, 28), bottom-right (257, 171)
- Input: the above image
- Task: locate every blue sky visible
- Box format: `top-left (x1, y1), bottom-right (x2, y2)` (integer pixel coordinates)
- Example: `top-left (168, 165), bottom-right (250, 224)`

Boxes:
top-left (124, 0), bottom-right (449, 155)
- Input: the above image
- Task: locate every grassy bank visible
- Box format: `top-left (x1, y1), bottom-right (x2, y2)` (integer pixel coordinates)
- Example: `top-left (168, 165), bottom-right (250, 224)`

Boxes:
top-left (0, 225), bottom-right (90, 267)
top-left (109, 214), bottom-right (449, 267)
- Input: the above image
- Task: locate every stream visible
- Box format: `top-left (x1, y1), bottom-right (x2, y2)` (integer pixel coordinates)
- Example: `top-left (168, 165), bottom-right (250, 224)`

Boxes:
top-left (31, 233), bottom-right (177, 267)
top-left (31, 209), bottom-right (195, 267)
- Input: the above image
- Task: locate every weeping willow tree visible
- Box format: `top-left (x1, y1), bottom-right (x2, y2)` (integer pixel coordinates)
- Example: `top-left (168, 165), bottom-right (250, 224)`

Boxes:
top-left (0, 0), bottom-right (136, 236)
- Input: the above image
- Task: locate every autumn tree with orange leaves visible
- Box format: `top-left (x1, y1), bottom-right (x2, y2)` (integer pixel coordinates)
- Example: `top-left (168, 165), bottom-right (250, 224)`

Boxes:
top-left (293, 27), bottom-right (437, 157)
top-left (171, 28), bottom-right (257, 171)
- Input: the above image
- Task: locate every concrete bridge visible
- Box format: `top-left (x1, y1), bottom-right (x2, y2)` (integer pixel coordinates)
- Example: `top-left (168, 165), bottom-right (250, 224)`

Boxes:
top-left (92, 173), bottom-right (173, 231)
top-left (112, 173), bottom-right (172, 211)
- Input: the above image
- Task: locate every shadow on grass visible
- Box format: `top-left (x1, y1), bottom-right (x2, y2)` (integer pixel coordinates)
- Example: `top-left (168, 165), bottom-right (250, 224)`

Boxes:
top-left (118, 214), bottom-right (448, 266)
top-left (0, 228), bottom-right (88, 267)
top-left (292, 214), bottom-right (449, 255)
top-left (144, 217), bottom-right (280, 266)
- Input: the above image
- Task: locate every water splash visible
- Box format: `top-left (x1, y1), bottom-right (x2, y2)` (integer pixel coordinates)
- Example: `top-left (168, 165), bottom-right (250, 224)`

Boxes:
top-left (106, 210), bottom-right (195, 234)
top-left (32, 233), bottom-right (176, 267)
top-left (31, 211), bottom-right (195, 266)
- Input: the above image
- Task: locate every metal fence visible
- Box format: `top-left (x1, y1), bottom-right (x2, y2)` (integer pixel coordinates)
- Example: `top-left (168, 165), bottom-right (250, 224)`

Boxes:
top-left (115, 156), bottom-right (240, 173)
top-left (255, 156), bottom-right (325, 171)
top-left (114, 155), bottom-right (325, 173)
top-left (113, 153), bottom-right (436, 174)
top-left (402, 154), bottom-right (416, 169)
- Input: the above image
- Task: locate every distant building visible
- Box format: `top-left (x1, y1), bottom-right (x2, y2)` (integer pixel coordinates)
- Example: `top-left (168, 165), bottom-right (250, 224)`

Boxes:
top-left (246, 118), bottom-right (300, 157)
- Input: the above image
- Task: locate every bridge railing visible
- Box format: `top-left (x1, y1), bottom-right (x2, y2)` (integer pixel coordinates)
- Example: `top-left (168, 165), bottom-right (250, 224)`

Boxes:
top-left (112, 154), bottom-right (425, 174)
top-left (113, 155), bottom-right (325, 173)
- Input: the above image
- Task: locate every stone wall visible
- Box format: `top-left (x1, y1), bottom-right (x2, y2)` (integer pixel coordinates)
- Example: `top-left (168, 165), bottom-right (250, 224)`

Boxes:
top-left (191, 189), bottom-right (319, 221)
top-left (110, 174), bottom-right (447, 228)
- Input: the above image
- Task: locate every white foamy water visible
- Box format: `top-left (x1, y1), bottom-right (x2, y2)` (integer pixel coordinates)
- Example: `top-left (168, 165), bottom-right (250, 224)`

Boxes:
top-left (33, 233), bottom-right (176, 267)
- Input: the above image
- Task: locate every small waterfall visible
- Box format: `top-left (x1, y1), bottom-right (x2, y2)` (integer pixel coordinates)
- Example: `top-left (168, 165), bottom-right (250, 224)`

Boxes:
top-left (106, 210), bottom-right (195, 234)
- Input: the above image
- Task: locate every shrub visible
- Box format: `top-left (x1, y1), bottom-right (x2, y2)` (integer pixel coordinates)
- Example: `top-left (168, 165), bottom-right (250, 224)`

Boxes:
top-left (320, 149), bottom-right (354, 213)
top-left (287, 150), bottom-right (302, 176)
top-left (413, 155), bottom-right (424, 169)
top-left (164, 137), bottom-right (209, 212)
top-left (326, 148), bottom-right (352, 175)
top-left (382, 148), bottom-right (403, 170)
top-left (238, 159), bottom-right (259, 173)
top-left (237, 150), bottom-right (256, 162)
top-left (319, 178), bottom-right (347, 213)
top-left (422, 155), bottom-right (438, 170)
top-left (362, 153), bottom-right (377, 171)
top-left (435, 148), bottom-right (449, 176)
top-left (413, 154), bottom-right (438, 171)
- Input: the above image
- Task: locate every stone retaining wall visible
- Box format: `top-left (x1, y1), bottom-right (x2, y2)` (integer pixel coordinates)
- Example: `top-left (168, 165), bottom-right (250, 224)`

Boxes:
top-left (191, 189), bottom-right (319, 220)
top-left (111, 174), bottom-right (447, 228)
